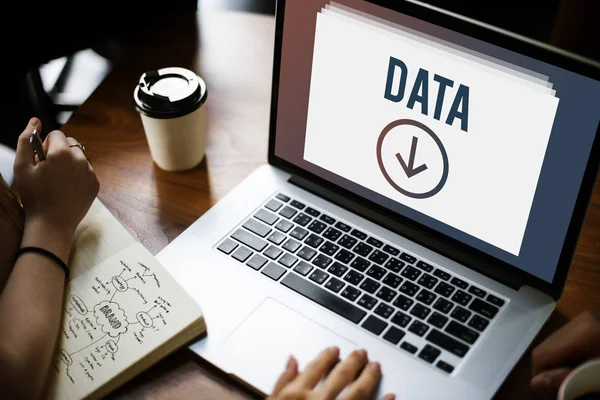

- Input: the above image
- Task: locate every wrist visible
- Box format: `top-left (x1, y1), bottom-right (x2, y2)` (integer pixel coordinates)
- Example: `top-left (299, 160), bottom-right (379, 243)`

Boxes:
top-left (21, 217), bottom-right (74, 265)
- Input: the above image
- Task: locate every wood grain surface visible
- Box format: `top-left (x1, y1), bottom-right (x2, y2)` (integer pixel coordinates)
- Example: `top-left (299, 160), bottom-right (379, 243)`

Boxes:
top-left (61, 10), bottom-right (600, 400)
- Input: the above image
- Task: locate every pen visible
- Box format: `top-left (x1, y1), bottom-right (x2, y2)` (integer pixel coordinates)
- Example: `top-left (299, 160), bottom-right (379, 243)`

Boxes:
top-left (30, 128), bottom-right (46, 162)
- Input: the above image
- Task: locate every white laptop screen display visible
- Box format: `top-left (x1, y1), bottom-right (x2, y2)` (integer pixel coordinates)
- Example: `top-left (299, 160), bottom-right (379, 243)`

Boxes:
top-left (274, 0), bottom-right (600, 283)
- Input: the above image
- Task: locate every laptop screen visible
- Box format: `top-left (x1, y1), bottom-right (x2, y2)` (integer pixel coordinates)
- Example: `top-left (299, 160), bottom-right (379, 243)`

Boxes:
top-left (273, 0), bottom-right (600, 284)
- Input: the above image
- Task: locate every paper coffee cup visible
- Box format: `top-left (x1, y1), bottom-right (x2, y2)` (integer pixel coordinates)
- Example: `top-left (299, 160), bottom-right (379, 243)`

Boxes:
top-left (134, 67), bottom-right (208, 172)
top-left (558, 358), bottom-right (600, 400)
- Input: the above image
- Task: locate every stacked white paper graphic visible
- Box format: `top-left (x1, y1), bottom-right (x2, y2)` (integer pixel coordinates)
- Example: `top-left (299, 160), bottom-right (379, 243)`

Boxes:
top-left (303, 2), bottom-right (560, 256)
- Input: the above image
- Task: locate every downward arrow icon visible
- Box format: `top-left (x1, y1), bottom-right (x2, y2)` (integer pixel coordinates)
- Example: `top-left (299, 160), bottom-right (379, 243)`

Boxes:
top-left (396, 136), bottom-right (428, 178)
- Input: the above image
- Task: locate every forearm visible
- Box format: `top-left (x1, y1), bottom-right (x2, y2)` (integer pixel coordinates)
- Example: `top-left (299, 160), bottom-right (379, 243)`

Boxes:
top-left (0, 218), bottom-right (72, 399)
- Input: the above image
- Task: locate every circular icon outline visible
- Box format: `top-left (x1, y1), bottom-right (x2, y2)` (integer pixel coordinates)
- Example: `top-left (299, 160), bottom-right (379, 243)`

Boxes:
top-left (376, 119), bottom-right (449, 199)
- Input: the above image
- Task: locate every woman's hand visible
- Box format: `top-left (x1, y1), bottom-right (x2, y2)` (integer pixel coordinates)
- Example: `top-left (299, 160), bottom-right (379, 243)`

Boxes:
top-left (268, 347), bottom-right (395, 400)
top-left (14, 118), bottom-right (99, 239)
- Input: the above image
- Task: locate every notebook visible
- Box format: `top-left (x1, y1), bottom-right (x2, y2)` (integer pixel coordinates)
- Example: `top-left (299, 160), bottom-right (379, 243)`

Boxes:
top-left (44, 199), bottom-right (206, 400)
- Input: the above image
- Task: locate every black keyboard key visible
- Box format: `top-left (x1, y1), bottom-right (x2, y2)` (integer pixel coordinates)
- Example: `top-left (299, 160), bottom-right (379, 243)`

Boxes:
top-left (418, 274), bottom-right (438, 289)
top-left (278, 253), bottom-right (298, 268)
top-left (268, 231), bottom-right (287, 245)
top-left (325, 277), bottom-right (345, 293)
top-left (487, 294), bottom-right (505, 307)
top-left (433, 269), bottom-right (451, 281)
top-left (433, 298), bottom-right (454, 314)
top-left (307, 220), bottom-right (327, 234)
top-left (290, 227), bottom-right (309, 241)
top-left (374, 303), bottom-right (395, 319)
top-left (312, 254), bottom-right (332, 269)
top-left (247, 254), bottom-right (268, 270)
top-left (366, 237), bottom-right (383, 248)
top-left (293, 260), bottom-right (313, 276)
top-left (399, 281), bottom-right (420, 297)
top-left (328, 262), bottom-right (348, 277)
top-left (362, 315), bottom-right (388, 335)
top-left (293, 213), bottom-right (312, 227)
top-left (376, 286), bottom-right (397, 303)
top-left (350, 257), bottom-right (370, 272)
top-left (353, 242), bottom-right (373, 257)
top-left (400, 342), bottom-right (418, 354)
top-left (383, 327), bottom-right (405, 345)
top-left (276, 193), bottom-right (290, 202)
top-left (393, 294), bottom-right (414, 311)
top-left (265, 199), bottom-right (283, 212)
top-left (358, 294), bottom-right (378, 310)
top-left (428, 312), bottom-right (449, 329)
top-left (290, 200), bottom-right (305, 210)
top-left (320, 241), bottom-right (339, 256)
top-left (231, 229), bottom-right (268, 252)
top-left (416, 289), bottom-right (436, 306)
top-left (367, 265), bottom-right (387, 280)
top-left (436, 360), bottom-right (454, 374)
top-left (281, 273), bottom-right (366, 324)
top-left (309, 269), bottom-right (329, 285)
top-left (383, 272), bottom-right (402, 289)
top-left (298, 246), bottom-right (317, 261)
top-left (304, 233), bottom-right (324, 248)
top-left (341, 286), bottom-right (362, 302)
top-left (335, 221), bottom-right (352, 232)
top-left (451, 277), bottom-right (468, 289)
top-left (426, 329), bottom-right (469, 358)
top-left (322, 227), bottom-right (342, 242)
top-left (469, 298), bottom-right (499, 319)
top-left (262, 262), bottom-right (286, 281)
top-left (391, 311), bottom-right (412, 328)
top-left (382, 245), bottom-right (400, 256)
top-left (264, 245), bottom-right (283, 260)
top-left (418, 344), bottom-right (440, 363)
top-left (468, 285), bottom-right (487, 298)
top-left (416, 260), bottom-right (434, 272)
top-left (410, 303), bottom-right (431, 320)
top-left (282, 238), bottom-right (301, 253)
top-left (279, 206), bottom-right (297, 219)
top-left (409, 320), bottom-right (429, 337)
top-left (400, 252), bottom-right (417, 264)
top-left (445, 321), bottom-right (479, 344)
top-left (338, 235), bottom-right (358, 249)
top-left (368, 250), bottom-right (389, 265)
top-left (360, 278), bottom-right (381, 294)
top-left (384, 258), bottom-right (405, 273)
top-left (305, 207), bottom-right (320, 217)
top-left (350, 229), bottom-right (368, 240)
top-left (255, 209), bottom-right (278, 225)
top-left (334, 249), bottom-right (355, 264)
top-left (401, 265), bottom-right (421, 281)
top-left (344, 270), bottom-right (364, 285)
top-left (468, 314), bottom-right (490, 332)
top-left (275, 219), bottom-right (293, 233)
top-left (451, 290), bottom-right (473, 306)
top-left (243, 218), bottom-right (271, 237)
top-left (320, 214), bottom-right (336, 225)
top-left (434, 282), bottom-right (455, 298)
top-left (218, 238), bottom-right (238, 254)
top-left (451, 306), bottom-right (471, 323)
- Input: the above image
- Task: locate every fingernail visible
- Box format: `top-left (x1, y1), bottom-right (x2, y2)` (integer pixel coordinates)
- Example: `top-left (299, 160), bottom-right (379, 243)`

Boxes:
top-left (356, 349), bottom-right (368, 358)
top-left (369, 361), bottom-right (381, 373)
top-left (383, 394), bottom-right (396, 400)
top-left (29, 117), bottom-right (39, 127)
top-left (286, 355), bottom-right (296, 371)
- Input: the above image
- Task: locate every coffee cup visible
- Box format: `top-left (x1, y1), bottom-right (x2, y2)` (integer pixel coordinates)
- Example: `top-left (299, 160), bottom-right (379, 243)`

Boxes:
top-left (133, 67), bottom-right (208, 172)
top-left (558, 358), bottom-right (600, 400)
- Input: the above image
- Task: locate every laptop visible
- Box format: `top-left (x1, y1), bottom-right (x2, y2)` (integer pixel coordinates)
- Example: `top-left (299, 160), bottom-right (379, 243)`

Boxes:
top-left (158, 0), bottom-right (600, 398)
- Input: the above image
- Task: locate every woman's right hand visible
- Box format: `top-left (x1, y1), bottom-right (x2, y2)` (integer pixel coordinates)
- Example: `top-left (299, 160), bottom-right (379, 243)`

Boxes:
top-left (267, 347), bottom-right (395, 400)
top-left (14, 118), bottom-right (99, 241)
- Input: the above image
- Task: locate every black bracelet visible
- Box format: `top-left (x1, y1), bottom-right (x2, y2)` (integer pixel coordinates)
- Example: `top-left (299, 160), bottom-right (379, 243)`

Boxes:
top-left (16, 247), bottom-right (69, 279)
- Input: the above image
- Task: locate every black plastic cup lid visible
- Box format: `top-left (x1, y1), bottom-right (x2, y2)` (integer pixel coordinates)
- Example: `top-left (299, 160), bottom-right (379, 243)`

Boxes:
top-left (134, 67), bottom-right (207, 119)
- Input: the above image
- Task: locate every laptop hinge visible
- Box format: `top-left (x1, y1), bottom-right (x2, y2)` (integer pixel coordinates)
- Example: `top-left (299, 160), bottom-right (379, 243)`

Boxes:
top-left (289, 175), bottom-right (524, 291)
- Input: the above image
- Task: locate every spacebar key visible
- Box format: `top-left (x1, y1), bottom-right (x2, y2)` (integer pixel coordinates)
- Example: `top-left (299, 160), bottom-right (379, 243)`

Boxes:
top-left (282, 273), bottom-right (366, 324)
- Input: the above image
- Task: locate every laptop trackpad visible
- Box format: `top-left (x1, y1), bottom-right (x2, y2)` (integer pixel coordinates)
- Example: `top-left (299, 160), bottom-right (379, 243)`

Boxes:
top-left (217, 298), bottom-right (357, 395)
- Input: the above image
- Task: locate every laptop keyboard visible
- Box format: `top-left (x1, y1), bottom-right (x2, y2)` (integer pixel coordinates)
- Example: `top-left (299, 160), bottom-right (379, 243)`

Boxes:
top-left (215, 193), bottom-right (507, 374)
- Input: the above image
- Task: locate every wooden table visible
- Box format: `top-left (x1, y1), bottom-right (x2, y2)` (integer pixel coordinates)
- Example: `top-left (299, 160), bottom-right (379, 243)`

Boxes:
top-left (62, 10), bottom-right (600, 399)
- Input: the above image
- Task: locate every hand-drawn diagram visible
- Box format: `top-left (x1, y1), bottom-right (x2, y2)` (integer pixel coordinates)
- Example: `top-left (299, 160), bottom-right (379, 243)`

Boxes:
top-left (52, 257), bottom-right (174, 386)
